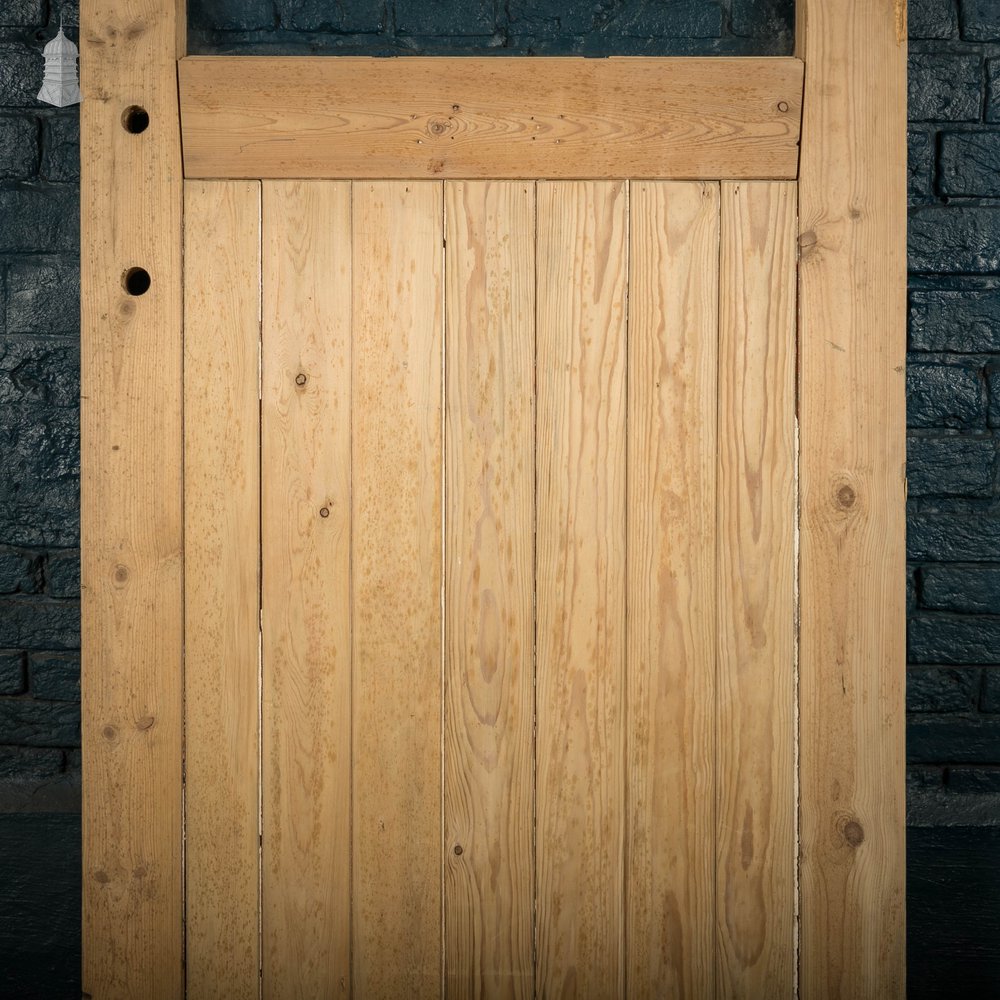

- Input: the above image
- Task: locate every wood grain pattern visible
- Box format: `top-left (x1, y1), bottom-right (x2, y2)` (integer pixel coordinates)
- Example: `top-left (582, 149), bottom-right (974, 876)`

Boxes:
top-left (184, 180), bottom-right (261, 1000)
top-left (625, 181), bottom-right (719, 999)
top-left (261, 181), bottom-right (352, 997)
top-left (178, 56), bottom-right (804, 181)
top-left (535, 180), bottom-right (628, 997)
top-left (80, 1), bottom-right (185, 996)
top-left (716, 181), bottom-right (797, 997)
top-left (352, 181), bottom-right (444, 996)
top-left (797, 0), bottom-right (908, 994)
top-left (444, 181), bottom-right (535, 998)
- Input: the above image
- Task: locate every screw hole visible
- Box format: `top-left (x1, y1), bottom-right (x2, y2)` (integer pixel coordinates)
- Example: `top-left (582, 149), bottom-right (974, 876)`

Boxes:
top-left (123, 267), bottom-right (151, 296)
top-left (122, 106), bottom-right (149, 134)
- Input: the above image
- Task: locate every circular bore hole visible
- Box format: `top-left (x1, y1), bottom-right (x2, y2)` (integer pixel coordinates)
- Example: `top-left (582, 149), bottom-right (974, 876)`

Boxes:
top-left (123, 267), bottom-right (151, 296)
top-left (122, 105), bottom-right (150, 134)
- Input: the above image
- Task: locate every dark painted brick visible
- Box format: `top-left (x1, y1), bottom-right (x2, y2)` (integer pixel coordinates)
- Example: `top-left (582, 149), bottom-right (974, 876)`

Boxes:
top-left (0, 599), bottom-right (79, 651)
top-left (908, 54), bottom-right (982, 122)
top-left (192, 0), bottom-right (275, 31)
top-left (40, 113), bottom-right (78, 183)
top-left (51, 0), bottom-right (79, 27)
top-left (961, 0), bottom-right (1000, 41)
top-left (0, 547), bottom-right (41, 594)
top-left (0, 651), bottom-right (25, 695)
top-left (907, 666), bottom-right (981, 711)
top-left (0, 338), bottom-right (80, 409)
top-left (910, 290), bottom-right (1000, 352)
top-left (909, 509), bottom-right (1000, 560)
top-left (0, 696), bottom-right (79, 746)
top-left (909, 565), bottom-right (919, 614)
top-left (907, 434), bottom-right (995, 497)
top-left (907, 363), bottom-right (985, 429)
top-left (909, 0), bottom-right (958, 38)
top-left (609, 0), bottom-right (724, 39)
top-left (506, 1), bottom-right (601, 37)
top-left (29, 653), bottom-right (79, 702)
top-left (982, 669), bottom-right (1000, 710)
top-left (947, 766), bottom-right (1000, 792)
top-left (988, 59), bottom-right (1000, 122)
top-left (910, 208), bottom-right (1000, 273)
top-left (730, 0), bottom-right (793, 38)
top-left (0, 745), bottom-right (62, 780)
top-left (0, 186), bottom-right (79, 254)
top-left (395, 0), bottom-right (494, 36)
top-left (988, 366), bottom-right (1000, 427)
top-left (909, 129), bottom-right (933, 201)
top-left (939, 131), bottom-right (1000, 198)
top-left (0, 0), bottom-right (45, 26)
top-left (908, 714), bottom-right (1000, 761)
top-left (0, 45), bottom-right (43, 109)
top-left (45, 550), bottom-right (78, 598)
top-left (0, 115), bottom-right (38, 180)
top-left (6, 258), bottom-right (80, 334)
top-left (276, 0), bottom-right (383, 32)
top-left (910, 614), bottom-right (1000, 663)
top-left (922, 564), bottom-right (1000, 612)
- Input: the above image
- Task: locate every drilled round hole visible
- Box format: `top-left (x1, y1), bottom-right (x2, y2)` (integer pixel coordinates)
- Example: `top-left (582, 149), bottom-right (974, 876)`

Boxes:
top-left (121, 105), bottom-right (150, 134)
top-left (123, 267), bottom-right (151, 296)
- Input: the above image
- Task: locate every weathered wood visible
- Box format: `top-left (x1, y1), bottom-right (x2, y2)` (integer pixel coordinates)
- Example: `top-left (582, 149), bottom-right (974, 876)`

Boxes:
top-left (183, 179), bottom-right (261, 999)
top-left (444, 181), bottom-right (535, 997)
top-left (625, 180), bottom-right (719, 998)
top-left (80, 1), bottom-right (185, 995)
top-left (535, 180), bottom-right (628, 997)
top-left (261, 181), bottom-right (353, 996)
top-left (796, 0), bottom-right (908, 995)
top-left (352, 181), bottom-right (444, 995)
top-left (178, 56), bottom-right (804, 181)
top-left (717, 180), bottom-right (797, 996)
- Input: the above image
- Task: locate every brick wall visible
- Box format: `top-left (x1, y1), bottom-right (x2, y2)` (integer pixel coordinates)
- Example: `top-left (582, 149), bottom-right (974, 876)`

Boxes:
top-left (2, 1), bottom-right (999, 996)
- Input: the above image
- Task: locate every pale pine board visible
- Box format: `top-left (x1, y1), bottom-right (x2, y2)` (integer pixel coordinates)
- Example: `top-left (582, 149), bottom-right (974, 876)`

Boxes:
top-left (444, 181), bottom-right (535, 998)
top-left (80, 1), bottom-right (185, 995)
top-left (797, 0), bottom-right (908, 994)
top-left (625, 181), bottom-right (720, 998)
top-left (352, 181), bottom-right (444, 995)
top-left (261, 181), bottom-right (352, 996)
top-left (535, 180), bottom-right (628, 997)
top-left (716, 181), bottom-right (797, 996)
top-left (183, 180), bottom-right (261, 1000)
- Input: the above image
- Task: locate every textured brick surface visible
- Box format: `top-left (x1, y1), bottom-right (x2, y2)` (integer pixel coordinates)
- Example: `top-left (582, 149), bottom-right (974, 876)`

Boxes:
top-left (906, 434), bottom-right (995, 496)
top-left (961, 0), bottom-right (1000, 41)
top-left (910, 614), bottom-right (1000, 664)
top-left (908, 54), bottom-right (983, 122)
top-left (910, 288), bottom-right (1000, 353)
top-left (939, 131), bottom-right (1000, 197)
top-left (910, 0), bottom-right (959, 39)
top-left (923, 565), bottom-right (1000, 612)
top-left (910, 207), bottom-right (1000, 273)
top-left (907, 362), bottom-right (985, 428)
top-left (0, 116), bottom-right (38, 180)
top-left (907, 666), bottom-right (981, 711)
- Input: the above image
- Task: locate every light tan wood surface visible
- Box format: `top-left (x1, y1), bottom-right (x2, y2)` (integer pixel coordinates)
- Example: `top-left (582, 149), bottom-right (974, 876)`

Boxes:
top-left (797, 1), bottom-right (908, 995)
top-left (625, 181), bottom-right (719, 998)
top-left (178, 56), bottom-right (804, 181)
top-left (351, 181), bottom-right (445, 996)
top-left (717, 180), bottom-right (797, 997)
top-left (184, 180), bottom-right (261, 999)
top-left (80, 1), bottom-right (186, 996)
top-left (535, 180), bottom-right (628, 997)
top-left (444, 181), bottom-right (536, 997)
top-left (261, 181), bottom-right (353, 997)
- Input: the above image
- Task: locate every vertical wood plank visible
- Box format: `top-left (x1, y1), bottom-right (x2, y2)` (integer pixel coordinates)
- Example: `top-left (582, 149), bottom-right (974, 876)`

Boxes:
top-left (352, 181), bottom-right (444, 996)
top-left (535, 180), bottom-right (628, 998)
top-left (797, 1), bottom-right (908, 995)
top-left (625, 181), bottom-right (719, 999)
top-left (443, 181), bottom-right (535, 998)
top-left (261, 181), bottom-right (352, 997)
top-left (184, 180), bottom-right (262, 999)
top-left (716, 180), bottom-right (797, 997)
top-left (80, 2), bottom-right (185, 996)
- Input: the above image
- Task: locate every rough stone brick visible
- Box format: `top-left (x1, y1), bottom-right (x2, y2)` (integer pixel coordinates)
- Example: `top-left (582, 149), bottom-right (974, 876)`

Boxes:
top-left (907, 434), bottom-right (995, 497)
top-left (40, 114), bottom-right (78, 184)
top-left (908, 129), bottom-right (933, 201)
top-left (909, 54), bottom-right (982, 122)
top-left (982, 670), bottom-right (1000, 710)
top-left (922, 564), bottom-right (1000, 612)
top-left (947, 767), bottom-right (1000, 792)
top-left (988, 366), bottom-right (1000, 427)
top-left (0, 0), bottom-right (45, 27)
top-left (910, 0), bottom-right (958, 38)
top-left (0, 116), bottom-right (38, 180)
top-left (0, 338), bottom-right (80, 409)
top-left (0, 45), bottom-right (43, 109)
top-left (908, 714), bottom-right (1000, 761)
top-left (910, 614), bottom-right (1000, 663)
top-left (29, 653), bottom-right (79, 702)
top-left (45, 551), bottom-right (78, 598)
top-left (988, 58), bottom-right (1000, 122)
top-left (0, 547), bottom-right (41, 594)
top-left (0, 599), bottom-right (79, 651)
top-left (0, 186), bottom-right (79, 255)
top-left (0, 696), bottom-right (79, 747)
top-left (0, 651), bottom-right (25, 695)
top-left (192, 0), bottom-right (276, 31)
top-left (0, 746), bottom-right (62, 781)
top-left (395, 0), bottom-right (494, 36)
top-left (6, 259), bottom-right (80, 334)
top-left (939, 131), bottom-right (1000, 197)
top-left (909, 565), bottom-right (919, 614)
top-left (51, 0), bottom-right (79, 27)
top-left (907, 666), bottom-right (980, 711)
top-left (907, 363), bottom-right (985, 429)
top-left (909, 509), bottom-right (1000, 561)
top-left (910, 289), bottom-right (1000, 352)
top-left (608, 0), bottom-right (724, 39)
top-left (730, 0), bottom-right (793, 38)
top-left (910, 208), bottom-right (1000, 274)
top-left (506, 1), bottom-right (599, 37)
top-left (961, 0), bottom-right (1000, 41)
